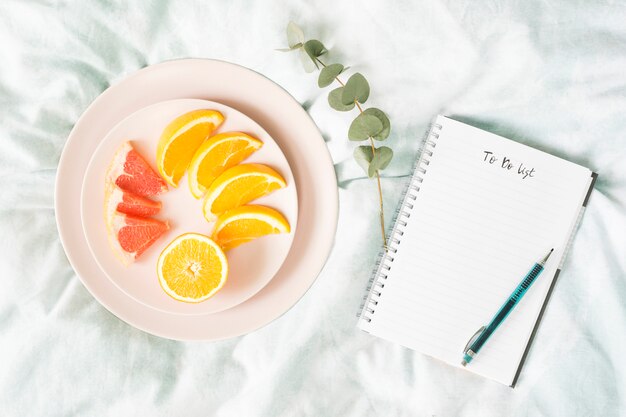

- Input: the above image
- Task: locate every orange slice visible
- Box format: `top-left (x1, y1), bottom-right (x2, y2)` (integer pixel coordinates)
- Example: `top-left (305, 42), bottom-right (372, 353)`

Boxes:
top-left (157, 233), bottom-right (228, 303)
top-left (156, 109), bottom-right (224, 187)
top-left (187, 132), bottom-right (263, 198)
top-left (212, 205), bottom-right (291, 250)
top-left (202, 163), bottom-right (286, 221)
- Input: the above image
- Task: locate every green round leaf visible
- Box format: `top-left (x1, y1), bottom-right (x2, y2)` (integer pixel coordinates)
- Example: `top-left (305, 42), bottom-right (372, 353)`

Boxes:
top-left (328, 87), bottom-right (355, 111)
top-left (348, 113), bottom-right (383, 141)
top-left (318, 63), bottom-right (344, 88)
top-left (287, 21), bottom-right (305, 48)
top-left (363, 108), bottom-right (391, 140)
top-left (353, 146), bottom-right (374, 175)
top-left (341, 73), bottom-right (370, 105)
top-left (368, 146), bottom-right (393, 177)
top-left (303, 40), bottom-right (327, 68)
top-left (299, 49), bottom-right (316, 73)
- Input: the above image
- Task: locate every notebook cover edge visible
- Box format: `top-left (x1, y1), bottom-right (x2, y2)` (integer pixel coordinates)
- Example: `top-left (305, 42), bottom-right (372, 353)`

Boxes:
top-left (510, 268), bottom-right (562, 388)
top-left (582, 172), bottom-right (598, 207)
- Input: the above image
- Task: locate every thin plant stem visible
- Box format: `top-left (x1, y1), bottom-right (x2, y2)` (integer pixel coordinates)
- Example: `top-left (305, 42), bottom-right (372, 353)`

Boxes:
top-left (314, 56), bottom-right (387, 249)
top-left (314, 57), bottom-right (345, 86)
top-left (355, 101), bottom-right (387, 250)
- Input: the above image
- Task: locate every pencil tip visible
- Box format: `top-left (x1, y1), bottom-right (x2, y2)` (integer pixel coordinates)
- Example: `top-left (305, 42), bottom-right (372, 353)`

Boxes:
top-left (539, 248), bottom-right (554, 266)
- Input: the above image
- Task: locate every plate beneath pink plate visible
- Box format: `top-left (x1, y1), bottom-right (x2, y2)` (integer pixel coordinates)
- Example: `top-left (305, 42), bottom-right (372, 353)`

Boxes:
top-left (55, 59), bottom-right (338, 340)
top-left (81, 99), bottom-right (298, 316)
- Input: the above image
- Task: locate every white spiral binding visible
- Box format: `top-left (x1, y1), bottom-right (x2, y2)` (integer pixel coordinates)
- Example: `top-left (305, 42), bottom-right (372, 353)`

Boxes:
top-left (358, 122), bottom-right (443, 323)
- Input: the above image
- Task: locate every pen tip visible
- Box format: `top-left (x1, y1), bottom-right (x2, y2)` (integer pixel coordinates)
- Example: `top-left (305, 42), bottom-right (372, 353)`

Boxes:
top-left (461, 360), bottom-right (467, 367)
top-left (550, 248), bottom-right (554, 252)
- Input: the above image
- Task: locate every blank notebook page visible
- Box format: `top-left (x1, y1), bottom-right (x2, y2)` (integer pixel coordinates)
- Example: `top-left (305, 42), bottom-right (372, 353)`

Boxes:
top-left (358, 116), bottom-right (593, 386)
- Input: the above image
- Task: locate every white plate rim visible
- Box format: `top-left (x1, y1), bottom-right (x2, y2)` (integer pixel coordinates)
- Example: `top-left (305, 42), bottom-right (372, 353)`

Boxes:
top-left (55, 58), bottom-right (338, 341)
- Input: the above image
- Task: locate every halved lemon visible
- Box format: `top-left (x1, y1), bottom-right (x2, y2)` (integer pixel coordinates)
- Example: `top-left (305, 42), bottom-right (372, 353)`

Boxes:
top-left (202, 163), bottom-right (286, 221)
top-left (156, 109), bottom-right (224, 187)
top-left (157, 233), bottom-right (228, 303)
top-left (212, 205), bottom-right (291, 250)
top-left (187, 132), bottom-right (263, 198)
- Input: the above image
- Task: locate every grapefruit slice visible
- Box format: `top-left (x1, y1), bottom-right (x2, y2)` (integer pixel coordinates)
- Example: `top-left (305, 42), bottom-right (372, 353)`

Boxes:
top-left (105, 212), bottom-right (170, 265)
top-left (107, 142), bottom-right (168, 197)
top-left (105, 182), bottom-right (162, 217)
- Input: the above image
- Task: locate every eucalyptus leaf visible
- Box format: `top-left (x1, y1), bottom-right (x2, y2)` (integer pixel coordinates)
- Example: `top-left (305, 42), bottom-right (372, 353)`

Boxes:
top-left (299, 48), bottom-right (316, 73)
top-left (348, 113), bottom-right (383, 141)
top-left (353, 146), bottom-right (374, 175)
top-left (328, 87), bottom-right (355, 111)
top-left (281, 23), bottom-right (394, 242)
top-left (368, 146), bottom-right (393, 177)
top-left (303, 40), bottom-right (327, 68)
top-left (318, 63), bottom-right (344, 88)
top-left (287, 21), bottom-right (305, 48)
top-left (341, 73), bottom-right (370, 105)
top-left (362, 108), bottom-right (391, 140)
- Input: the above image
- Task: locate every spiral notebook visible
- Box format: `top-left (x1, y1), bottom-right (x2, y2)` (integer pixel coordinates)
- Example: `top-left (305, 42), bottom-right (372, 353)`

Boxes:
top-left (358, 115), bottom-right (597, 387)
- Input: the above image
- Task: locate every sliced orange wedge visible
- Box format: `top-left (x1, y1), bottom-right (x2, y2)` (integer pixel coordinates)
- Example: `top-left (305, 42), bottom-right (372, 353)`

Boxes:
top-left (156, 109), bottom-right (224, 187)
top-left (212, 205), bottom-right (291, 250)
top-left (157, 233), bottom-right (228, 303)
top-left (187, 132), bottom-right (263, 198)
top-left (202, 163), bottom-right (286, 221)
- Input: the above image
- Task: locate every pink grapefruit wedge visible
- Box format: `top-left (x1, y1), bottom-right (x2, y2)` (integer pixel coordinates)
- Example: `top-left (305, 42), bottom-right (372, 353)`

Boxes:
top-left (105, 211), bottom-right (170, 265)
top-left (105, 183), bottom-right (162, 218)
top-left (107, 142), bottom-right (168, 197)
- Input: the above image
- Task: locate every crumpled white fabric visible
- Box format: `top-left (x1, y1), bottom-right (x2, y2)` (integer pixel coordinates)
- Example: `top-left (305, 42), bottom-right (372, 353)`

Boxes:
top-left (1, 1), bottom-right (624, 416)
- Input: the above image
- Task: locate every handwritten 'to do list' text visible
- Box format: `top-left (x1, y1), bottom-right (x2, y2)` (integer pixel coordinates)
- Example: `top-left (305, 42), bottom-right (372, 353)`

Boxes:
top-left (482, 151), bottom-right (536, 179)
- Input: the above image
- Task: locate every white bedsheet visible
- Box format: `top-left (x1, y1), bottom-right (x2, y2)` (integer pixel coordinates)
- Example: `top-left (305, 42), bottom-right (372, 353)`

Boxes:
top-left (1, 1), bottom-right (624, 415)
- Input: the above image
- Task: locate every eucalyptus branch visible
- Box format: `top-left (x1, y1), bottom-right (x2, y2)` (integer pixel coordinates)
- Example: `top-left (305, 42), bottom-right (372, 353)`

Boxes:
top-left (278, 22), bottom-right (393, 249)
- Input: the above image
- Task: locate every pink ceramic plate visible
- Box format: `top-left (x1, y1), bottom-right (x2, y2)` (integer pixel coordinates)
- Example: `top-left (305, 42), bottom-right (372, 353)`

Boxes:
top-left (81, 99), bottom-right (298, 315)
top-left (55, 59), bottom-right (338, 340)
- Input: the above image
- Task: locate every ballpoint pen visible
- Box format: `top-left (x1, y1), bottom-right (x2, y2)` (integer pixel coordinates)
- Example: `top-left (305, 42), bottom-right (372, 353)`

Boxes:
top-left (461, 248), bottom-right (554, 366)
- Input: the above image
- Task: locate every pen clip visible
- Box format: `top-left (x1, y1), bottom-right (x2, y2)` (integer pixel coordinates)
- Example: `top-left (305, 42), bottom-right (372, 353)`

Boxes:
top-left (463, 326), bottom-right (485, 353)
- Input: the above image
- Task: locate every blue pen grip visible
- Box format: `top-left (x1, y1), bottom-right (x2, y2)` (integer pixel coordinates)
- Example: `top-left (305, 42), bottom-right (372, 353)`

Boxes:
top-left (469, 263), bottom-right (544, 356)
